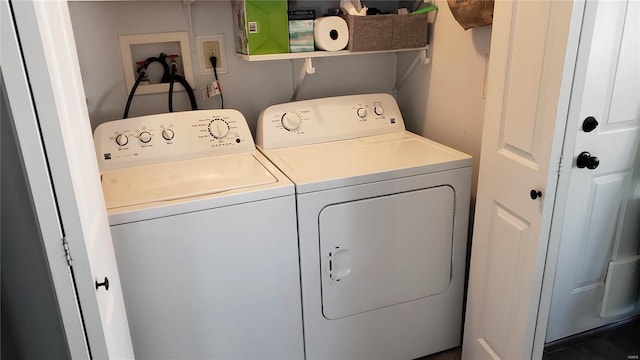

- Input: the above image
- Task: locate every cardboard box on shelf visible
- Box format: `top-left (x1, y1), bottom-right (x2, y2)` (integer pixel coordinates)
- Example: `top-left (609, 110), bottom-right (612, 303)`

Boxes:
top-left (232, 0), bottom-right (289, 55)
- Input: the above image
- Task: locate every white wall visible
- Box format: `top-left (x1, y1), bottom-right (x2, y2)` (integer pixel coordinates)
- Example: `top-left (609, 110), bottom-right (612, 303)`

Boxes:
top-left (68, 0), bottom-right (490, 194)
top-left (398, 0), bottom-right (492, 198)
top-left (68, 0), bottom-right (398, 133)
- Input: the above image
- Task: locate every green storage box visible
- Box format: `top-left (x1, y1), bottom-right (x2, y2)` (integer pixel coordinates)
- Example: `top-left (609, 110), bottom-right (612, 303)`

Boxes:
top-left (232, 0), bottom-right (289, 55)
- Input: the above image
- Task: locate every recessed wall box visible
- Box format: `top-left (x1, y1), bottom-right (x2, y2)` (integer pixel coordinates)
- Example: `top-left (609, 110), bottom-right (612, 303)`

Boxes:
top-left (197, 34), bottom-right (228, 75)
top-left (119, 32), bottom-right (195, 95)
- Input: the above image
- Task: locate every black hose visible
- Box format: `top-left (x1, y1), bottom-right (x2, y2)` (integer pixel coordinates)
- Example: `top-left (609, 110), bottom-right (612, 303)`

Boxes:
top-left (122, 52), bottom-right (197, 117)
top-left (167, 56), bottom-right (197, 112)
top-left (168, 78), bottom-right (175, 112)
top-left (123, 54), bottom-right (168, 118)
top-left (123, 70), bottom-right (146, 119)
top-left (173, 74), bottom-right (198, 111)
top-left (152, 53), bottom-right (171, 83)
top-left (168, 63), bottom-right (176, 112)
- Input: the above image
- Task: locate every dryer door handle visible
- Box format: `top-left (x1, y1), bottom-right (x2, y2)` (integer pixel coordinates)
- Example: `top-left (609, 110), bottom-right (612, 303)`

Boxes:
top-left (325, 247), bottom-right (352, 283)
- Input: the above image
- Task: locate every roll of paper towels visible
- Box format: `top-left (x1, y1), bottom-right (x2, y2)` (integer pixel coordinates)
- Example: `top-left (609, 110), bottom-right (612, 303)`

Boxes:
top-left (314, 17), bottom-right (349, 51)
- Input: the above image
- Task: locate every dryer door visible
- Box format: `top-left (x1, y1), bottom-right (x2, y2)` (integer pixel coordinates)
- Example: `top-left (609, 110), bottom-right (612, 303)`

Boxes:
top-left (319, 185), bottom-right (455, 320)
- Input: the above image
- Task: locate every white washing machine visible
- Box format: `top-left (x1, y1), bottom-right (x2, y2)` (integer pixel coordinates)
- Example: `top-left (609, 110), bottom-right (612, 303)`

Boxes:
top-left (94, 110), bottom-right (304, 359)
top-left (257, 94), bottom-right (472, 359)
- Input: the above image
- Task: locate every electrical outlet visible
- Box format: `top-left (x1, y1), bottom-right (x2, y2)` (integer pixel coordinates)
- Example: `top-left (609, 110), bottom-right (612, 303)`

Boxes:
top-left (203, 40), bottom-right (222, 70)
top-left (197, 35), bottom-right (228, 75)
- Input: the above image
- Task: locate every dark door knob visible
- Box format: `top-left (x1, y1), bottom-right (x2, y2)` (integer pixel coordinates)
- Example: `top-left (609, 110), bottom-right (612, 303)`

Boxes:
top-left (530, 189), bottom-right (542, 200)
top-left (577, 151), bottom-right (599, 169)
top-left (95, 277), bottom-right (110, 291)
top-left (582, 116), bottom-right (598, 132)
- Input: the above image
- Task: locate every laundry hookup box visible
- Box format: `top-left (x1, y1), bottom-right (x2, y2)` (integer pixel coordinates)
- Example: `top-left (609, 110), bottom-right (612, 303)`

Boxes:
top-left (232, 0), bottom-right (290, 55)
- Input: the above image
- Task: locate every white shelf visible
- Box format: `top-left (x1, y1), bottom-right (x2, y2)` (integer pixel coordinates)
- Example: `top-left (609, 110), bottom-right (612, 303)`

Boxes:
top-left (236, 46), bottom-right (430, 100)
top-left (235, 46), bottom-right (428, 62)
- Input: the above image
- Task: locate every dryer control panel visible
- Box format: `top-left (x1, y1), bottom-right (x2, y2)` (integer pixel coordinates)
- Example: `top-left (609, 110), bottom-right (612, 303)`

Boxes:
top-left (256, 93), bottom-right (406, 149)
top-left (94, 109), bottom-right (255, 172)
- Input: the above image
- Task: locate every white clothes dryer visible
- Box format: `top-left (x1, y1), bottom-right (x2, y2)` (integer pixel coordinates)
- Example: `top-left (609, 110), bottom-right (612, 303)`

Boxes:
top-left (94, 110), bottom-right (303, 359)
top-left (257, 94), bottom-right (472, 359)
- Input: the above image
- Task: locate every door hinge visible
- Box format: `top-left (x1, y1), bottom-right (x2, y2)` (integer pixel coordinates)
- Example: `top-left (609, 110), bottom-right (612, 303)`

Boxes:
top-left (62, 237), bottom-right (72, 266)
top-left (558, 155), bottom-right (567, 174)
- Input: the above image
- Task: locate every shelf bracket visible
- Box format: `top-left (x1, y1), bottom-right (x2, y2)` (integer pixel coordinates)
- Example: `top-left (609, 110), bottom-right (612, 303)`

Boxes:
top-left (291, 57), bottom-right (316, 101)
top-left (393, 48), bottom-right (430, 94)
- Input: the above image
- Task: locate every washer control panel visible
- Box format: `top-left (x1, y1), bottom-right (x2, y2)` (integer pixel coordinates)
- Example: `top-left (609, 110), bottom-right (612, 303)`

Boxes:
top-left (256, 93), bottom-right (405, 149)
top-left (94, 109), bottom-right (255, 172)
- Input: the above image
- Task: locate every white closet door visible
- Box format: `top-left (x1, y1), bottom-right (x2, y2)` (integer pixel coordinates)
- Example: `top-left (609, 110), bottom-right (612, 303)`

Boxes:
top-left (6, 1), bottom-right (134, 358)
top-left (461, 1), bottom-right (578, 359)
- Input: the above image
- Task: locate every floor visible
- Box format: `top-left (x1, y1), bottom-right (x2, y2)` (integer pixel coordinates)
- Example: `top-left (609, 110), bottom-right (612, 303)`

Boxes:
top-left (543, 317), bottom-right (640, 360)
top-left (419, 347), bottom-right (461, 360)
top-left (417, 317), bottom-right (640, 360)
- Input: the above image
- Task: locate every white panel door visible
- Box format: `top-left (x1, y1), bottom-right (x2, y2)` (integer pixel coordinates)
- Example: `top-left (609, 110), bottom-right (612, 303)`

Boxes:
top-left (7, 1), bottom-right (134, 358)
top-left (461, 1), bottom-right (577, 359)
top-left (546, 0), bottom-right (640, 342)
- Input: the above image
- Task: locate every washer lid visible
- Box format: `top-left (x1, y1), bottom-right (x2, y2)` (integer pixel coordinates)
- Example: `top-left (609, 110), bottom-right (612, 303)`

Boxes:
top-left (101, 153), bottom-right (277, 209)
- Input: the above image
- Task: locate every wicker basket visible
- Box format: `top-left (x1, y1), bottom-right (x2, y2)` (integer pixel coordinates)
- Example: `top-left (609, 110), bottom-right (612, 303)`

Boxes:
top-left (341, 13), bottom-right (428, 51)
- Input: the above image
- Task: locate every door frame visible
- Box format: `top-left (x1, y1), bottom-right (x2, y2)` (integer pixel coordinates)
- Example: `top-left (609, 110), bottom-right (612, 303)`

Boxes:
top-left (1, 0), bottom-right (90, 357)
top-left (3, 0), bottom-right (616, 358)
top-left (541, 0), bottom-right (640, 344)
top-left (3, 0), bottom-right (134, 358)
top-left (531, 0), bottom-right (631, 356)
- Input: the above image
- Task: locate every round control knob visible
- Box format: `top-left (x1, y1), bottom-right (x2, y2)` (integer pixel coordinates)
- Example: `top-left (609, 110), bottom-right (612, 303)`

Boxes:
top-left (115, 133), bottom-right (128, 146)
top-left (138, 131), bottom-right (152, 143)
top-left (374, 106), bottom-right (384, 116)
top-left (357, 107), bottom-right (367, 118)
top-left (208, 118), bottom-right (230, 139)
top-left (281, 112), bottom-right (301, 131)
top-left (162, 128), bottom-right (175, 141)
